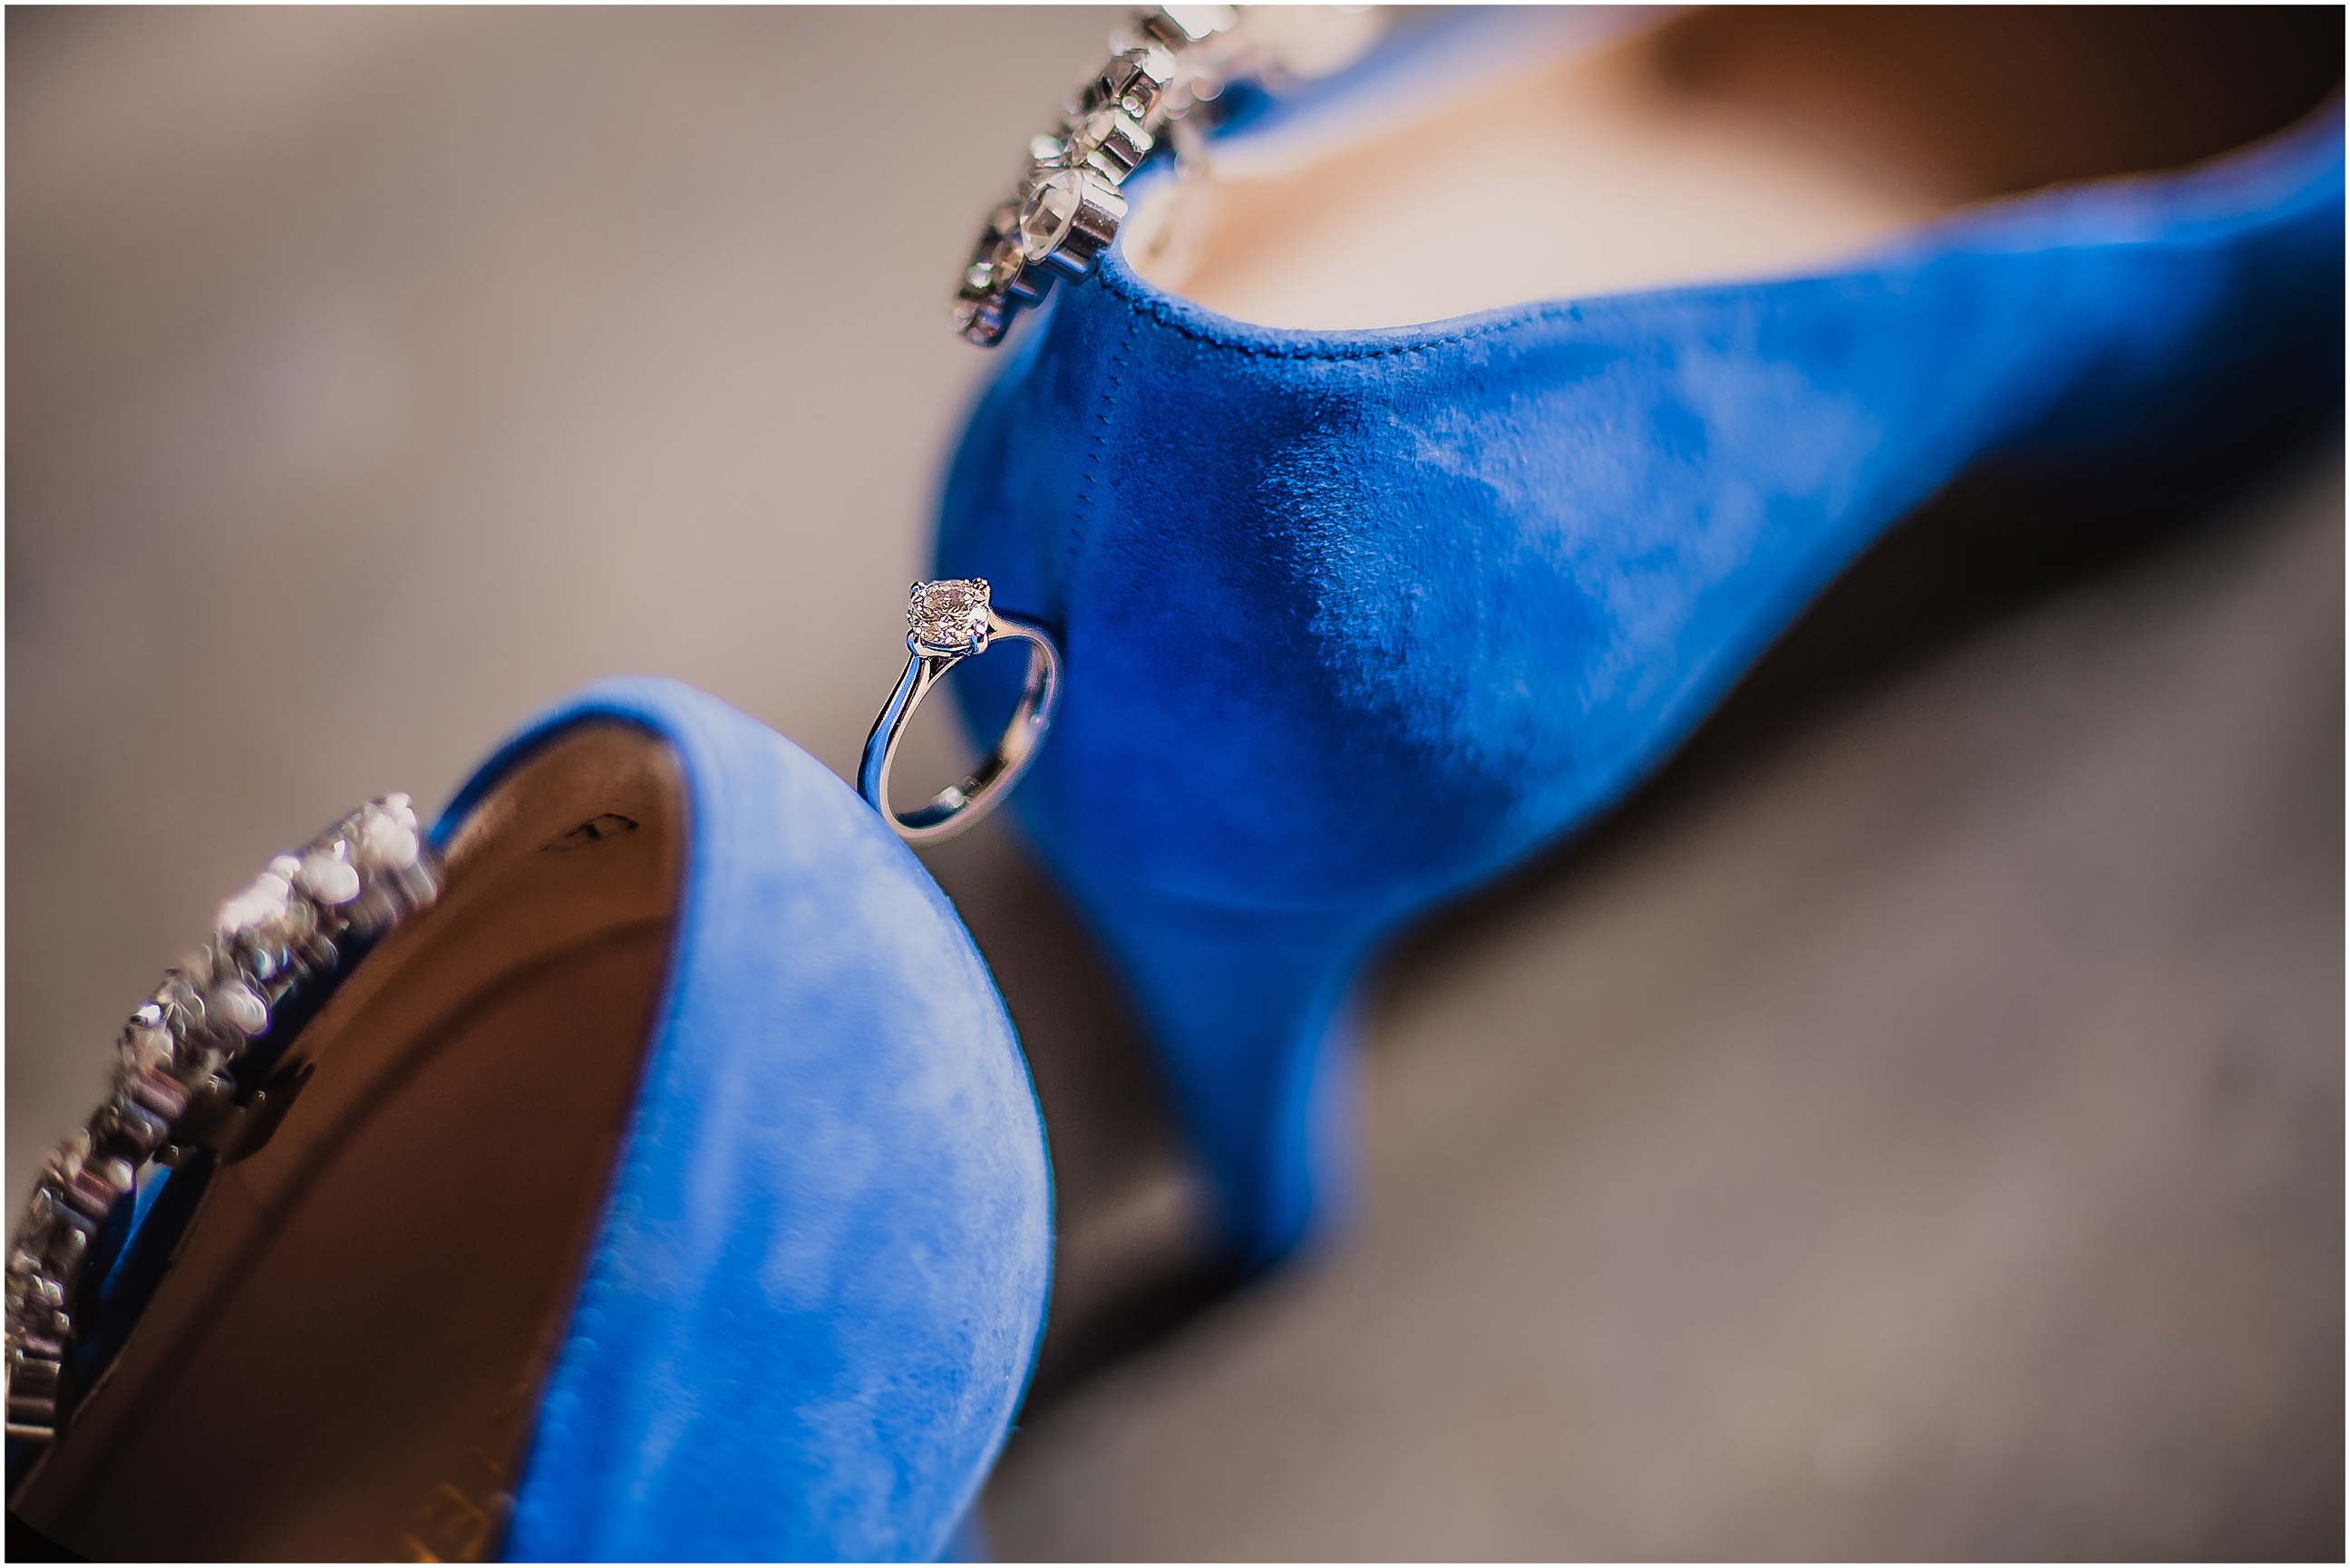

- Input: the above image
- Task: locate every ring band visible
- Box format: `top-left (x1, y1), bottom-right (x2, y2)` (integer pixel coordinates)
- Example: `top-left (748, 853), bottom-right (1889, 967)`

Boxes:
top-left (859, 579), bottom-right (1063, 846)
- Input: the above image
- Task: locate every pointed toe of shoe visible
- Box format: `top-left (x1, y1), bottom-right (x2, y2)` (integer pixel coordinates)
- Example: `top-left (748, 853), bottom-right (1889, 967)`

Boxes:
top-left (445, 678), bottom-right (1052, 1563)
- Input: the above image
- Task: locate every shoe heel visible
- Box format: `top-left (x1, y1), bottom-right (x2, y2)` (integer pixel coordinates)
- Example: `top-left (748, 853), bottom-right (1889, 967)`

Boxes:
top-left (1083, 889), bottom-right (1377, 1269)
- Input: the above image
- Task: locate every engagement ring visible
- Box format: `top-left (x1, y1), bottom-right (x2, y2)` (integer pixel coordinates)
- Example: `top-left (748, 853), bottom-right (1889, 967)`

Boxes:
top-left (859, 580), bottom-right (1063, 845)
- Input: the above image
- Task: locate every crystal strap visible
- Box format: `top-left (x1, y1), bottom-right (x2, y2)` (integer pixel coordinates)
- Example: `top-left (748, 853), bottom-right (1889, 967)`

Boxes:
top-left (5, 796), bottom-right (442, 1445)
top-left (952, 4), bottom-right (1326, 347)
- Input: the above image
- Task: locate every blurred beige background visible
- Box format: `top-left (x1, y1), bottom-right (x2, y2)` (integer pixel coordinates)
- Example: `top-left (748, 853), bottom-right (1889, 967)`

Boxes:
top-left (9, 7), bottom-right (2342, 1559)
top-left (7, 3), bottom-right (1112, 1199)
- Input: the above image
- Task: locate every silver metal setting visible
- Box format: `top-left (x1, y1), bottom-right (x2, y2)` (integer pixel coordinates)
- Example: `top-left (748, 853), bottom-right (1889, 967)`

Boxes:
top-left (861, 580), bottom-right (1063, 845)
top-left (5, 797), bottom-right (442, 1447)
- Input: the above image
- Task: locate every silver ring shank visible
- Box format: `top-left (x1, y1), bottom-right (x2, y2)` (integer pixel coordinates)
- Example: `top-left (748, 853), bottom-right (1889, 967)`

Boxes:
top-left (859, 609), bottom-right (1062, 846)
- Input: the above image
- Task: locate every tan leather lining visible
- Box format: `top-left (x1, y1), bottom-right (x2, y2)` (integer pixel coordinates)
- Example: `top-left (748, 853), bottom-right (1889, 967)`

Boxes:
top-left (15, 723), bottom-right (687, 1561)
top-left (1131, 6), bottom-right (2344, 331)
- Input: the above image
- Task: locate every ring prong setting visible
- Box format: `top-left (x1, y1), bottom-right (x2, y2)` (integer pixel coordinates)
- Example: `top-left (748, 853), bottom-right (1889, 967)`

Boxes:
top-left (908, 578), bottom-right (993, 656)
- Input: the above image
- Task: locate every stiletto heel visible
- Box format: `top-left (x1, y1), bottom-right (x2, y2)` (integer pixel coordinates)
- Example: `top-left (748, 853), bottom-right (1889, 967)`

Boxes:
top-left (1079, 889), bottom-right (1377, 1267)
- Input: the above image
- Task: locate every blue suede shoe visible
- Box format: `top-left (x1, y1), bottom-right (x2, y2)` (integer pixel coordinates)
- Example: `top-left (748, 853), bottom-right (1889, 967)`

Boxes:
top-left (937, 10), bottom-right (2345, 1267)
top-left (8, 678), bottom-right (1050, 1561)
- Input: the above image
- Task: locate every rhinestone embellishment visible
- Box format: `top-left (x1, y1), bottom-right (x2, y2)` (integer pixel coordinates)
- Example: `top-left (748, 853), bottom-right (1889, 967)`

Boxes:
top-left (949, 6), bottom-right (1386, 347)
top-left (909, 579), bottom-right (993, 655)
top-left (5, 797), bottom-right (442, 1445)
top-left (952, 5), bottom-right (1244, 347)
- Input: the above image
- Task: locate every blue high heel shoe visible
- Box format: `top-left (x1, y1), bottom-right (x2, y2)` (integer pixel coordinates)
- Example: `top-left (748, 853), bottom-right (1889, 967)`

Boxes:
top-left (7, 677), bottom-right (1050, 1560)
top-left (937, 10), bottom-right (2345, 1268)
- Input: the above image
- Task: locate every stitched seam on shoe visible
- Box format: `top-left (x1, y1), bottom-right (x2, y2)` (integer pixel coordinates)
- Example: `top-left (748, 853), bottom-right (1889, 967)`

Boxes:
top-left (1060, 307), bottom-right (1139, 605)
top-left (1094, 263), bottom-right (1587, 361)
top-left (1085, 150), bottom-right (2323, 364)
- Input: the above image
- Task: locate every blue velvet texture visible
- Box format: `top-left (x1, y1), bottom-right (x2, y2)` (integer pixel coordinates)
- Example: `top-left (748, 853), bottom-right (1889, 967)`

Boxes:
top-left (430, 678), bottom-right (1052, 1562)
top-left (937, 94), bottom-right (2346, 1268)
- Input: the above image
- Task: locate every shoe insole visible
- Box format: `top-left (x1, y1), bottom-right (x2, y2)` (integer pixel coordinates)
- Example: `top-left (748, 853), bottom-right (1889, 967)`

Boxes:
top-left (11, 722), bottom-right (687, 1561)
top-left (1130, 6), bottom-right (2345, 331)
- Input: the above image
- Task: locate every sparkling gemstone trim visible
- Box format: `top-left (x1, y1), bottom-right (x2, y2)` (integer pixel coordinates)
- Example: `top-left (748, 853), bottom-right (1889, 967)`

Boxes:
top-left (951, 5), bottom-right (1251, 346)
top-left (950, 6), bottom-right (1385, 346)
top-left (4, 796), bottom-right (442, 1445)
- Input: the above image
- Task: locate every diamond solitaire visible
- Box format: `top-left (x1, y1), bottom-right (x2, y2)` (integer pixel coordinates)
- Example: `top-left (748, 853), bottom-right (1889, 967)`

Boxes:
top-left (868, 579), bottom-right (1063, 845)
top-left (908, 579), bottom-right (992, 654)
